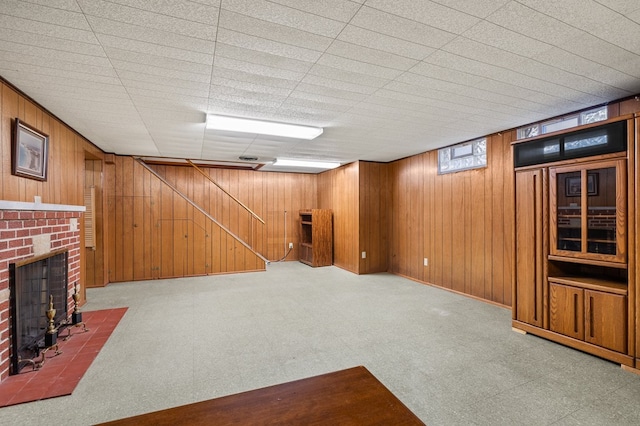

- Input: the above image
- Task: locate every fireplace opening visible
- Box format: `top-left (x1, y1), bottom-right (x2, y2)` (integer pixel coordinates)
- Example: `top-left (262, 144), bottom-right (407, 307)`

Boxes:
top-left (9, 249), bottom-right (68, 374)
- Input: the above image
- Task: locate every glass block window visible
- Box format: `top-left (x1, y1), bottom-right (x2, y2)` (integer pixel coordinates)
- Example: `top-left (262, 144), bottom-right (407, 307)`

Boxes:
top-left (516, 106), bottom-right (607, 140)
top-left (438, 138), bottom-right (487, 174)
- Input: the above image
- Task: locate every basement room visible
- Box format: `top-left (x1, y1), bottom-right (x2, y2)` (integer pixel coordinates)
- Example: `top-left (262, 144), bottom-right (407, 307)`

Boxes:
top-left (1, 1), bottom-right (640, 425)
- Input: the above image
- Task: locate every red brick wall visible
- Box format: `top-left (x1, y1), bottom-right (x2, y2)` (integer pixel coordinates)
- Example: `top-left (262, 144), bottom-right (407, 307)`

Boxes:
top-left (0, 209), bottom-right (82, 381)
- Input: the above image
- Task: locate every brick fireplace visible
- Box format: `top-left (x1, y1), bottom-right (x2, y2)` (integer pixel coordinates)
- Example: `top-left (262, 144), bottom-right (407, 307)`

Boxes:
top-left (0, 200), bottom-right (84, 382)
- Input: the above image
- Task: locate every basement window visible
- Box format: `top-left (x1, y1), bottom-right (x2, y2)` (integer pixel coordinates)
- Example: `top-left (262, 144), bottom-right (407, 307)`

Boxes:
top-left (438, 138), bottom-right (487, 174)
top-left (516, 105), bottom-right (607, 140)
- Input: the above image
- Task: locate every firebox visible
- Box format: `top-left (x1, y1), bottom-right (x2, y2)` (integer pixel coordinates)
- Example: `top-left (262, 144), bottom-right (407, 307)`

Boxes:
top-left (9, 249), bottom-right (68, 374)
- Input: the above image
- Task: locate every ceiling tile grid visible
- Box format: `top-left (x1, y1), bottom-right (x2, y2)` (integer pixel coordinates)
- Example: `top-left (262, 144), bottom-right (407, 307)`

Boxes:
top-left (0, 0), bottom-right (639, 170)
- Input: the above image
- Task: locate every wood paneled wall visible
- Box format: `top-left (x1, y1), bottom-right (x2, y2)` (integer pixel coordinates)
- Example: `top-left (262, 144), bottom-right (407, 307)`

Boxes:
top-left (389, 133), bottom-right (515, 306)
top-left (0, 80), bottom-right (106, 300)
top-left (359, 162), bottom-right (390, 274)
top-left (84, 158), bottom-right (107, 287)
top-left (104, 157), bottom-right (317, 282)
top-left (318, 162), bottom-right (359, 273)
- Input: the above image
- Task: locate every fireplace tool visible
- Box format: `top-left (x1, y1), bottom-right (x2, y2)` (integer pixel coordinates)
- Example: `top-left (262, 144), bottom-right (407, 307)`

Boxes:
top-left (62, 282), bottom-right (89, 341)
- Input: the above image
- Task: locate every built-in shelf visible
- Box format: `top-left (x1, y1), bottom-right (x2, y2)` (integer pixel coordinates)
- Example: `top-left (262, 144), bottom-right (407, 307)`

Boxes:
top-left (548, 276), bottom-right (627, 295)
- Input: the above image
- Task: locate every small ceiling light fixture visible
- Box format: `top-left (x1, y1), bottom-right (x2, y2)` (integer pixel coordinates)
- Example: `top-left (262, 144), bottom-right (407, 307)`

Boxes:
top-left (273, 158), bottom-right (340, 170)
top-left (206, 114), bottom-right (323, 140)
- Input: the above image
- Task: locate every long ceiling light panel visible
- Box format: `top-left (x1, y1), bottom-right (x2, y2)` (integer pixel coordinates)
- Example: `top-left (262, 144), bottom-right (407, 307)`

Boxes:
top-left (206, 114), bottom-right (323, 140)
top-left (273, 158), bottom-right (340, 169)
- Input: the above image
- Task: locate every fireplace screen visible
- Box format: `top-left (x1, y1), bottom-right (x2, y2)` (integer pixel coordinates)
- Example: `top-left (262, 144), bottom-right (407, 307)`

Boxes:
top-left (9, 250), bottom-right (68, 374)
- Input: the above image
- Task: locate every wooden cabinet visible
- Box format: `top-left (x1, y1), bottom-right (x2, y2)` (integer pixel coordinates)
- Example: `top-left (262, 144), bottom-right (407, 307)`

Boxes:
top-left (512, 116), bottom-right (635, 368)
top-left (549, 279), bottom-right (627, 353)
top-left (515, 168), bottom-right (546, 327)
top-left (549, 282), bottom-right (584, 340)
top-left (549, 159), bottom-right (627, 265)
top-left (299, 209), bottom-right (333, 267)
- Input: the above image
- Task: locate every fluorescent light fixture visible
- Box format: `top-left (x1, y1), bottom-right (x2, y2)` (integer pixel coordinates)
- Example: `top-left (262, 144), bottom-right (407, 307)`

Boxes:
top-left (273, 158), bottom-right (340, 169)
top-left (206, 114), bottom-right (323, 140)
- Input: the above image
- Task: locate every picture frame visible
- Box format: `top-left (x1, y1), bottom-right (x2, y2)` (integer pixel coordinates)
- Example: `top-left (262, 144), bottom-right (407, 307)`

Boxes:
top-left (12, 118), bottom-right (49, 181)
top-left (565, 173), bottom-right (598, 197)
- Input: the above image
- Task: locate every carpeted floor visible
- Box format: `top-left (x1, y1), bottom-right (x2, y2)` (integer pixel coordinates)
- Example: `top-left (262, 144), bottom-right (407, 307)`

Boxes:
top-left (0, 308), bottom-right (127, 407)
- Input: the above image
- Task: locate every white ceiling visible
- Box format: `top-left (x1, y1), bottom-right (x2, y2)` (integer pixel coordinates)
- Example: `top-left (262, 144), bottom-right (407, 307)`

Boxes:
top-left (1, 0), bottom-right (640, 173)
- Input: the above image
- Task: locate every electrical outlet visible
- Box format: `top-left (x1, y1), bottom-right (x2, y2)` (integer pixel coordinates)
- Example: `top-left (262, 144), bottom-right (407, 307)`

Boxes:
top-left (423, 257), bottom-right (428, 266)
top-left (289, 242), bottom-right (293, 249)
top-left (362, 251), bottom-right (366, 259)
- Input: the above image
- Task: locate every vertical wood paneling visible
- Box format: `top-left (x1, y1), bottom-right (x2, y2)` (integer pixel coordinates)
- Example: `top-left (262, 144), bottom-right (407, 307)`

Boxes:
top-left (359, 162), bottom-right (390, 274)
top-left (388, 133), bottom-right (515, 306)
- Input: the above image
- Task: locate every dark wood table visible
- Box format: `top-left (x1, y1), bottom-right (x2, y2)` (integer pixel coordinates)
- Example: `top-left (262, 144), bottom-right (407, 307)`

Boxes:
top-left (97, 366), bottom-right (425, 425)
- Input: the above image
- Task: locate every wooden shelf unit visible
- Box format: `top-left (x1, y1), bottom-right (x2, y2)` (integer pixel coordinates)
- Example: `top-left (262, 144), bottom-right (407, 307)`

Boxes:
top-left (513, 115), bottom-right (636, 368)
top-left (299, 209), bottom-right (333, 267)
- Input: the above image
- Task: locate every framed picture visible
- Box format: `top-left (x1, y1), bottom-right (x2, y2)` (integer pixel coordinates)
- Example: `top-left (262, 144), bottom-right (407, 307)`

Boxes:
top-left (565, 173), bottom-right (598, 197)
top-left (12, 119), bottom-right (49, 181)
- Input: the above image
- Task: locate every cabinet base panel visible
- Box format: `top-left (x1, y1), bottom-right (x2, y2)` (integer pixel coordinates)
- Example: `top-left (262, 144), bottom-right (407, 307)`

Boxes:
top-left (621, 364), bottom-right (640, 376)
top-left (512, 320), bottom-right (634, 367)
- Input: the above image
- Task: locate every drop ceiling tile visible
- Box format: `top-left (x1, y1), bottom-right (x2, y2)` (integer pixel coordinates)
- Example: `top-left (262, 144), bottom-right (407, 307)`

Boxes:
top-left (316, 53), bottom-right (402, 79)
top-left (533, 47), bottom-right (640, 91)
top-left (216, 28), bottom-right (322, 62)
top-left (429, 0), bottom-right (510, 18)
top-left (86, 16), bottom-right (216, 53)
top-left (266, 0), bottom-right (361, 22)
top-left (0, 28), bottom-right (104, 57)
top-left (280, 97), bottom-right (351, 114)
top-left (0, 14), bottom-right (97, 44)
top-left (221, 0), bottom-right (346, 37)
top-left (559, 33), bottom-right (640, 78)
top-left (131, 93), bottom-right (208, 110)
top-left (461, 20), bottom-right (552, 58)
top-left (593, 0), bottom-right (640, 14)
top-left (485, 2), bottom-right (584, 46)
top-left (24, 0), bottom-right (82, 12)
top-left (337, 25), bottom-right (435, 60)
top-left (288, 90), bottom-right (359, 107)
top-left (212, 67), bottom-right (299, 89)
top-left (364, 0), bottom-right (480, 34)
top-left (214, 56), bottom-right (305, 81)
top-left (350, 6), bottom-right (456, 49)
top-left (209, 85), bottom-right (287, 108)
top-left (517, 0), bottom-right (619, 31)
top-left (106, 0), bottom-right (219, 24)
top-left (512, 59), bottom-right (631, 100)
top-left (207, 98), bottom-right (279, 116)
top-left (326, 40), bottom-right (418, 71)
top-left (216, 43), bottom-right (313, 73)
top-left (0, 71), bottom-right (126, 97)
top-left (105, 48), bottom-right (212, 76)
top-left (97, 34), bottom-right (213, 64)
top-left (396, 72), bottom-right (468, 96)
top-left (212, 77), bottom-right (292, 97)
top-left (294, 82), bottom-right (368, 102)
top-left (409, 62), bottom-right (485, 86)
top-left (587, 16), bottom-right (640, 55)
top-left (0, 50), bottom-right (116, 78)
top-left (439, 38), bottom-right (531, 74)
top-left (0, 61), bottom-right (120, 86)
top-left (137, 109), bottom-right (206, 124)
top-left (0, 0), bottom-right (89, 29)
top-left (219, 10), bottom-right (332, 51)
top-left (120, 76), bottom-right (210, 96)
top-left (111, 60), bottom-right (212, 84)
top-left (0, 39), bottom-right (110, 66)
top-left (308, 64), bottom-right (390, 89)
top-left (77, 0), bottom-right (217, 40)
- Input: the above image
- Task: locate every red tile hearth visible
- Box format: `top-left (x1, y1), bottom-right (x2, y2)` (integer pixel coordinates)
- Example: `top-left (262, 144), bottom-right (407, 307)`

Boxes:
top-left (0, 308), bottom-right (127, 407)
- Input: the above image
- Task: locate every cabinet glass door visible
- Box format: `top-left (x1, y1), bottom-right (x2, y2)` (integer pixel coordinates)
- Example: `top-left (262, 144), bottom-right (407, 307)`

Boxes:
top-left (549, 159), bottom-right (626, 264)
top-left (586, 167), bottom-right (617, 255)
top-left (556, 171), bottom-right (582, 252)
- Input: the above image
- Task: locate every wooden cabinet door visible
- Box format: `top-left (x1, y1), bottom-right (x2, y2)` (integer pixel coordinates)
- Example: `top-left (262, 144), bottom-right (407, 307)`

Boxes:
top-left (584, 290), bottom-right (627, 353)
top-left (549, 283), bottom-right (584, 340)
top-left (515, 169), bottom-right (546, 327)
